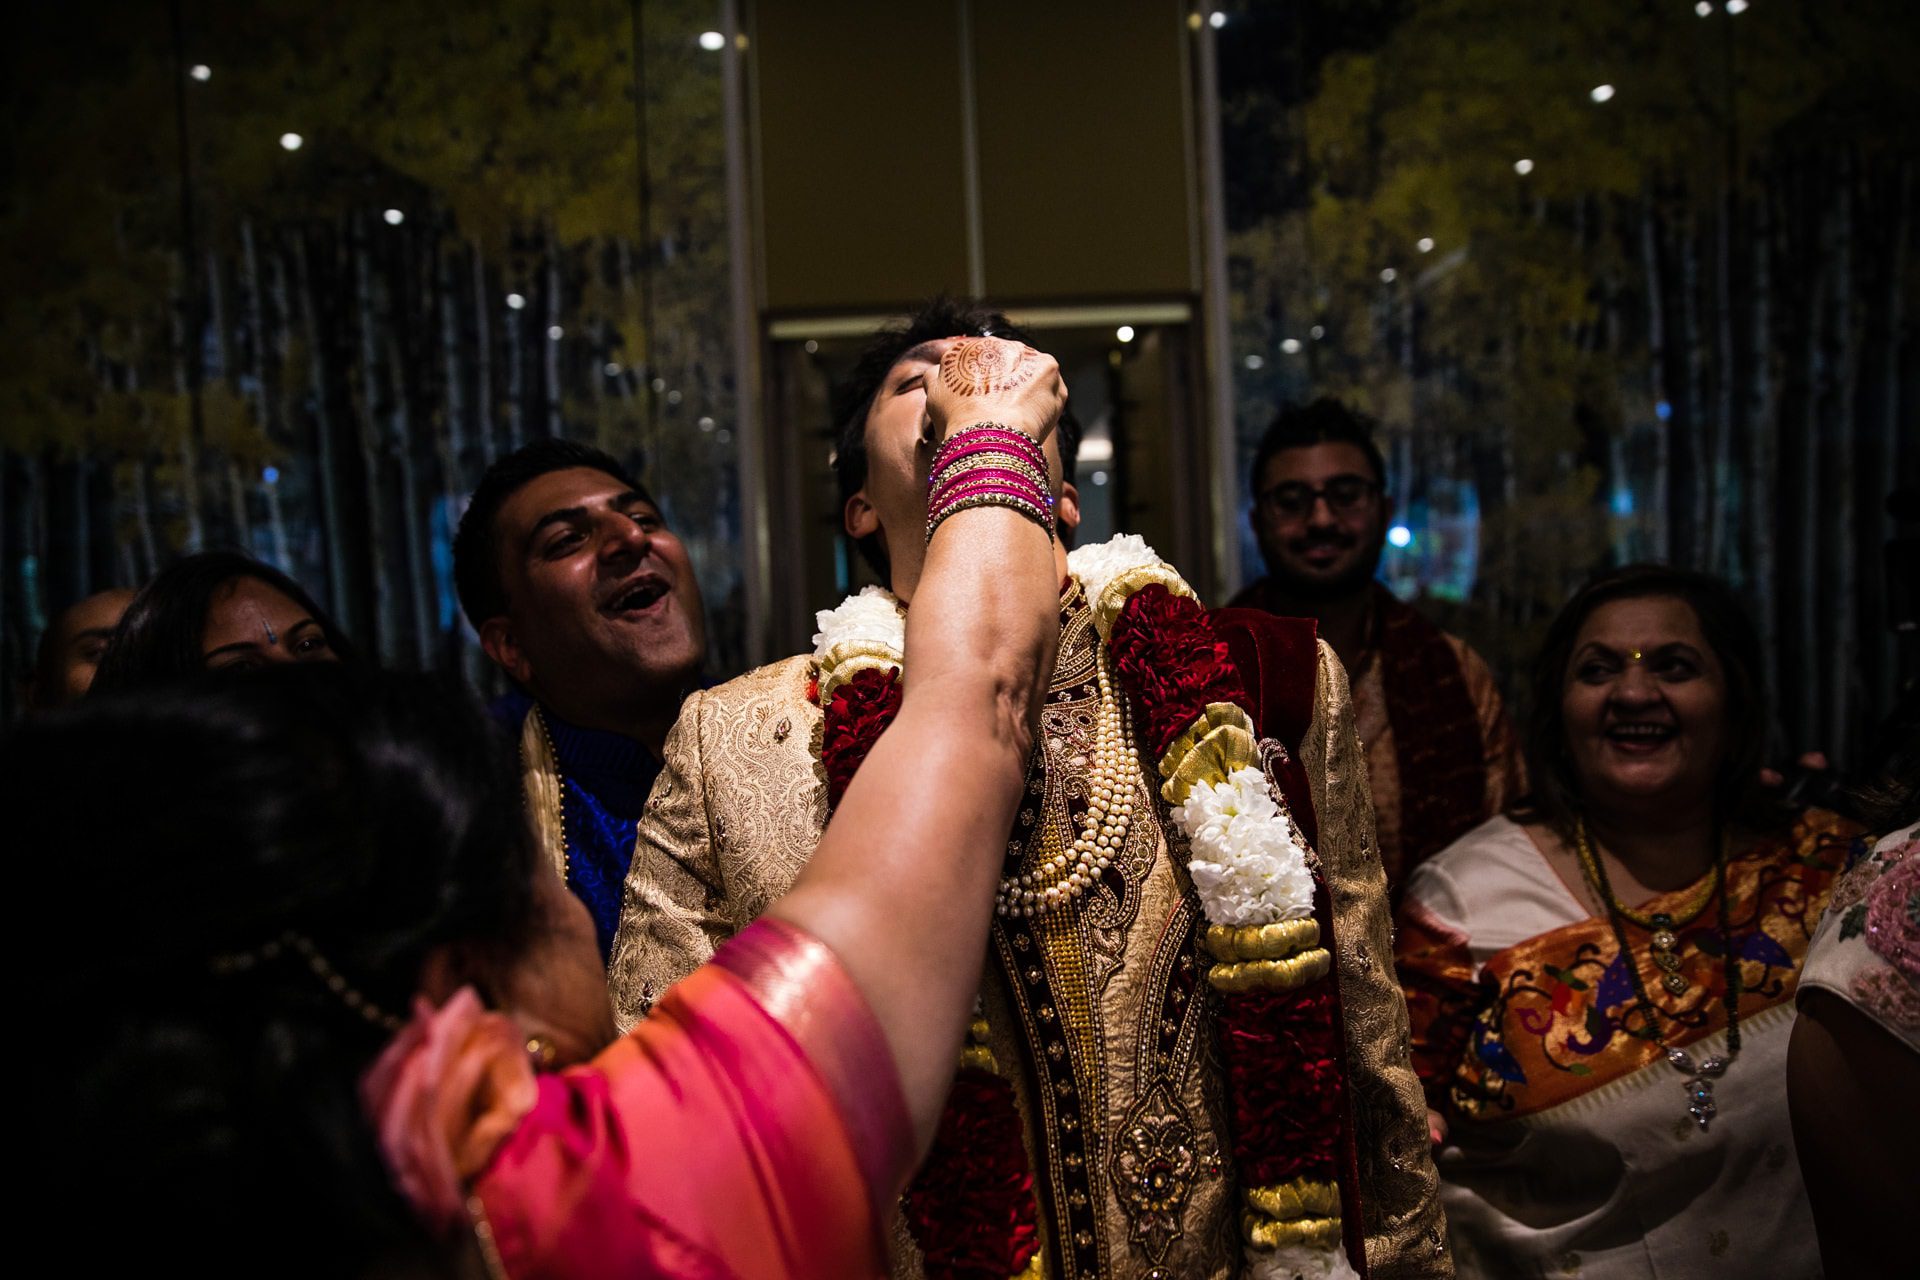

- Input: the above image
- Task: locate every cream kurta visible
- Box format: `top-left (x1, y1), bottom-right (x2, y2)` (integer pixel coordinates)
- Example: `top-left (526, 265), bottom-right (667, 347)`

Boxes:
top-left (609, 595), bottom-right (1448, 1278)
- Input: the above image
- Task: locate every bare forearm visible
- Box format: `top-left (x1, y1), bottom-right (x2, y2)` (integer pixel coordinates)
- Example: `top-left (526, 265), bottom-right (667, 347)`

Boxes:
top-left (769, 507), bottom-right (1057, 1160)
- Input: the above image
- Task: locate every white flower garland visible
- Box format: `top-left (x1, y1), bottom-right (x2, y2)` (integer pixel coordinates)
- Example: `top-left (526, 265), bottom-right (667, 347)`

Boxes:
top-left (1064, 533), bottom-right (1163, 607)
top-left (1249, 1245), bottom-right (1362, 1280)
top-left (1173, 766), bottom-right (1318, 926)
top-left (811, 584), bottom-right (905, 657)
top-left (811, 585), bottom-right (905, 701)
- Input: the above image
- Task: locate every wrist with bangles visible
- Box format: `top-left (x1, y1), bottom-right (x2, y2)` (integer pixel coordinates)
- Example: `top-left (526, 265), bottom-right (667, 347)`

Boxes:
top-left (927, 422), bottom-right (1055, 542)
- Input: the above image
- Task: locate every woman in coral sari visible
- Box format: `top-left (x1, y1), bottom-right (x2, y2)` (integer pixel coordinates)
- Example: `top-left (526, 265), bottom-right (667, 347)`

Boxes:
top-left (21, 338), bottom-right (1066, 1278)
top-left (1395, 567), bottom-right (1859, 1278)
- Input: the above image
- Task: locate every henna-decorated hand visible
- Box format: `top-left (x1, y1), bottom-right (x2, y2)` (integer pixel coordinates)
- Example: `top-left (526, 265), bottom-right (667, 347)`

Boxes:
top-left (924, 336), bottom-right (1066, 449)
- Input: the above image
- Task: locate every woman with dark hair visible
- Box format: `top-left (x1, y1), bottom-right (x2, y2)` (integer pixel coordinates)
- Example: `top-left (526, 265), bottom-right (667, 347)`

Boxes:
top-left (1393, 564), bottom-right (1860, 1277)
top-left (91, 549), bottom-right (356, 693)
top-left (18, 336), bottom-right (1067, 1278)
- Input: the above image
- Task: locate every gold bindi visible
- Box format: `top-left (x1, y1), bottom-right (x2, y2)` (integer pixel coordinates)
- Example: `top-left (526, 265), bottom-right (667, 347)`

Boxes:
top-left (1628, 648), bottom-right (1643, 663)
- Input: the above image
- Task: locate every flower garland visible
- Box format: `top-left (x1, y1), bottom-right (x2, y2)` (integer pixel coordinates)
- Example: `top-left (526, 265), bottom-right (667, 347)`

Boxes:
top-left (812, 538), bottom-right (1358, 1280)
top-left (814, 589), bottom-right (1042, 1280)
top-left (1077, 536), bottom-right (1357, 1280)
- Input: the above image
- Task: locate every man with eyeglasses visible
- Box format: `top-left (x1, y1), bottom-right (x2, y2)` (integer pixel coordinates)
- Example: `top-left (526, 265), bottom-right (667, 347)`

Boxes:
top-left (1230, 397), bottom-right (1524, 893)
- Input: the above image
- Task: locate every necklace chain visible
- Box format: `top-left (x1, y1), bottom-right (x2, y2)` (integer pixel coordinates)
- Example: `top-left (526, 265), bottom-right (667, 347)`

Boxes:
top-left (532, 706), bottom-right (571, 884)
top-left (1575, 818), bottom-right (1740, 1130)
top-left (994, 631), bottom-right (1136, 917)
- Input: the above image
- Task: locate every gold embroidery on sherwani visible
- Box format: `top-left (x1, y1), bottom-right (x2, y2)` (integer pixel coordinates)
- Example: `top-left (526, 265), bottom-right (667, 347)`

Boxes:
top-left (1304, 641), bottom-right (1453, 1275)
top-left (992, 600), bottom-right (1117, 1278)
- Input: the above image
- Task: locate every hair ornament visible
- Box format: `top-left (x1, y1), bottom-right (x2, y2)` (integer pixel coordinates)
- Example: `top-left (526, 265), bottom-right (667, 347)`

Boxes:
top-left (212, 929), bottom-right (404, 1033)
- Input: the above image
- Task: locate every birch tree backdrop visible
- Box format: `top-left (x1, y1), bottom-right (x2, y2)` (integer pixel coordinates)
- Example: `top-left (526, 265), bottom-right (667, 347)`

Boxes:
top-left (5, 0), bottom-right (1915, 765)
top-left (2, 0), bottom-right (744, 711)
top-left (1220, 0), bottom-right (1917, 766)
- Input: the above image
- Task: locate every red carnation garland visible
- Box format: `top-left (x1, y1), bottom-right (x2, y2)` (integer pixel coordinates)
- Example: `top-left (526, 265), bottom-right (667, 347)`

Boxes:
top-left (1106, 582), bottom-right (1356, 1272)
top-left (1216, 987), bottom-right (1346, 1187)
top-left (821, 667), bottom-right (903, 810)
top-left (1106, 583), bottom-right (1249, 758)
top-left (902, 1070), bottom-right (1042, 1280)
top-left (821, 667), bottom-right (1040, 1280)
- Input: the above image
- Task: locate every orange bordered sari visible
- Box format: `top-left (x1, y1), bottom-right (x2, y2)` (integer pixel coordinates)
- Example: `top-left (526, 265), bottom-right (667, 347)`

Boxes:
top-left (1394, 810), bottom-right (1858, 1278)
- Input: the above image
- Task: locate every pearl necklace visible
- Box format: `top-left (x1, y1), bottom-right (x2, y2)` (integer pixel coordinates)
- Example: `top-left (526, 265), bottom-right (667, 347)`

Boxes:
top-left (995, 640), bottom-right (1138, 917)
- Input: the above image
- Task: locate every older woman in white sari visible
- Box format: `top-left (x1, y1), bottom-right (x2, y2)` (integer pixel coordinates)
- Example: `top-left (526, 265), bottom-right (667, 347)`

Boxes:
top-left (1395, 566), bottom-right (1859, 1278)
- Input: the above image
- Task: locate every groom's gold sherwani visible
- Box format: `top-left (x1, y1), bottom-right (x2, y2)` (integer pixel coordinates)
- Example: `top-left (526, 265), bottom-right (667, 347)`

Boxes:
top-left (609, 591), bottom-right (1450, 1279)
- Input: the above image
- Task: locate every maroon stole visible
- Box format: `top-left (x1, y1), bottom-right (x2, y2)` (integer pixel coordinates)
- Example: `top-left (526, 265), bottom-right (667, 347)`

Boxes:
top-left (1208, 607), bottom-right (1370, 1275)
top-left (1369, 584), bottom-right (1488, 873)
top-left (1227, 578), bottom-right (1491, 881)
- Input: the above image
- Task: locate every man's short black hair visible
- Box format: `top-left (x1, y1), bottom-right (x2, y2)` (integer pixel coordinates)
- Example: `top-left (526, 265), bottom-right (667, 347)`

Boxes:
top-left (831, 296), bottom-right (1081, 580)
top-left (1249, 397), bottom-right (1389, 502)
top-left (453, 439), bottom-right (647, 627)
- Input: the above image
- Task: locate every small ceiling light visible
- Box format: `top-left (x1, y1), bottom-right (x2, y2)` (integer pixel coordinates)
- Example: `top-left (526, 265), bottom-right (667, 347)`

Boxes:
top-left (1590, 83), bottom-right (1615, 103)
top-left (1115, 325), bottom-right (1136, 343)
top-left (604, 362), bottom-right (623, 376)
top-left (1725, 0), bottom-right (1748, 12)
top-left (546, 325), bottom-right (564, 340)
top-left (1514, 157), bottom-right (1535, 175)
top-left (505, 293), bottom-right (526, 310)
top-left (189, 64), bottom-right (212, 82)
top-left (1208, 10), bottom-right (1227, 28)
top-left (1387, 525), bottom-right (1413, 548)
top-left (1417, 236), bottom-right (1435, 253)
top-left (1091, 470), bottom-right (1110, 486)
top-left (1380, 267), bottom-right (1398, 283)
top-left (667, 389), bottom-right (683, 405)
top-left (651, 377), bottom-right (667, 392)
top-left (803, 339), bottom-right (819, 354)
top-left (1280, 338), bottom-right (1303, 355)
top-left (698, 416), bottom-right (716, 432)
top-left (714, 428), bottom-right (733, 445)
top-left (1695, 1), bottom-right (1713, 13)
top-left (1244, 353), bottom-right (1266, 370)
top-left (698, 30), bottom-right (725, 51)
top-left (1309, 324), bottom-right (1326, 339)
top-left (279, 132), bottom-right (303, 151)
top-left (383, 208), bottom-right (404, 226)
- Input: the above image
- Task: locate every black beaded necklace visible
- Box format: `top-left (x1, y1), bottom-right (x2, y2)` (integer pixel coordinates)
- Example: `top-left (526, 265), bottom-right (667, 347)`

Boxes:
top-left (1575, 818), bottom-right (1742, 1131)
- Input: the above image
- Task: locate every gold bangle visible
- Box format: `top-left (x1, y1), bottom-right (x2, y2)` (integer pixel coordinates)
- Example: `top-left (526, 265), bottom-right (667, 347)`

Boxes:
top-left (927, 490), bottom-right (1055, 542)
top-left (932, 451), bottom-right (1049, 489)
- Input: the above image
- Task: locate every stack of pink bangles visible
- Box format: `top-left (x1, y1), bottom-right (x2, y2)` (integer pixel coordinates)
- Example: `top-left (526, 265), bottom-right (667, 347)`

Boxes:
top-left (925, 423), bottom-right (1055, 542)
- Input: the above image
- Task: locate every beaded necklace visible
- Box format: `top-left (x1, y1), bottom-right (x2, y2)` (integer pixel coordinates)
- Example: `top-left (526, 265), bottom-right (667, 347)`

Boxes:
top-left (1576, 819), bottom-right (1740, 1130)
top-left (995, 621), bottom-right (1137, 918)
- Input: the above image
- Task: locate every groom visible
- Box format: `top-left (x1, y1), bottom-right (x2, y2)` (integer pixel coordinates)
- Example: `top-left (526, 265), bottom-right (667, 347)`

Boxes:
top-left (608, 300), bottom-right (1448, 1279)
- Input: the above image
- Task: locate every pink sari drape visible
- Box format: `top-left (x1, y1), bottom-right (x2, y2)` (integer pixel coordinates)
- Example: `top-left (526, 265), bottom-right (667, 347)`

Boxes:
top-left (460, 918), bottom-right (910, 1279)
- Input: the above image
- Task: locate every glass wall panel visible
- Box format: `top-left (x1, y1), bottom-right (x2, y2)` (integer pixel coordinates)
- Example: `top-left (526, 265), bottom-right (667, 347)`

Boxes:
top-left (1214, 0), bottom-right (1916, 763)
top-left (3, 0), bottom-right (743, 707)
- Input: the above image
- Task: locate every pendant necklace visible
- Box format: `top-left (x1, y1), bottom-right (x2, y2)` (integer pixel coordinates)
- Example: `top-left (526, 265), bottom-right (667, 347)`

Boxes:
top-left (1576, 819), bottom-right (1741, 1131)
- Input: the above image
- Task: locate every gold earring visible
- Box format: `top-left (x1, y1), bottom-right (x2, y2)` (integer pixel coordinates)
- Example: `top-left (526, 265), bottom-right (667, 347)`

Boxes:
top-left (525, 1036), bottom-right (557, 1070)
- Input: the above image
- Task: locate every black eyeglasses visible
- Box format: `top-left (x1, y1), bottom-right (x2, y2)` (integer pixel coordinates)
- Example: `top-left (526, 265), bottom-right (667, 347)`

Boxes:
top-left (1256, 475), bottom-right (1381, 518)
